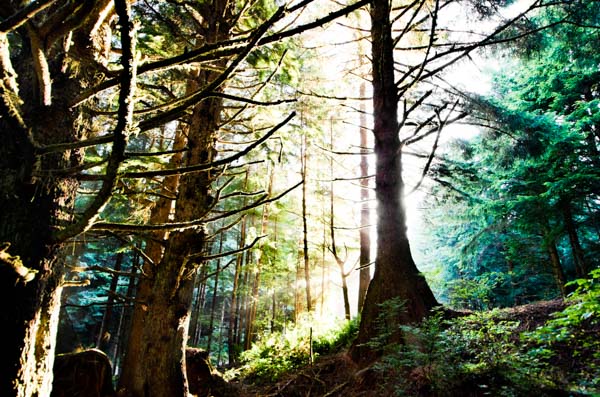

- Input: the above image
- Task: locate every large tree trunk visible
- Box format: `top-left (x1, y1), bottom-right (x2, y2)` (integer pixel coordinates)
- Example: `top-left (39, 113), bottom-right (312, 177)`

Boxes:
top-left (0, 2), bottom-right (113, 394)
top-left (119, 82), bottom-right (221, 396)
top-left (349, 0), bottom-right (438, 365)
top-left (119, 0), bottom-right (237, 390)
top-left (118, 120), bottom-right (187, 393)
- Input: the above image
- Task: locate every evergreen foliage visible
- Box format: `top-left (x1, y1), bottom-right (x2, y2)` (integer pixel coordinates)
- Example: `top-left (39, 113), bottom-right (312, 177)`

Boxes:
top-left (423, 0), bottom-right (600, 308)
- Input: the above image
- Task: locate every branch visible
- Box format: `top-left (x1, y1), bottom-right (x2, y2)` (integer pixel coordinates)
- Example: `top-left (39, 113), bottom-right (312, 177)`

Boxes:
top-left (133, 4), bottom-right (288, 131)
top-left (37, 134), bottom-right (115, 155)
top-left (91, 181), bottom-right (302, 232)
top-left (120, 112), bottom-right (295, 179)
top-left (53, 0), bottom-right (136, 242)
top-left (207, 92), bottom-right (296, 106)
top-left (26, 25), bottom-right (51, 105)
top-left (188, 235), bottom-right (265, 261)
top-left (202, 180), bottom-right (303, 223)
top-left (67, 265), bottom-right (138, 278)
top-left (196, 259), bottom-right (235, 283)
top-left (70, 0), bottom-right (369, 106)
top-left (0, 0), bottom-right (58, 33)
top-left (0, 242), bottom-right (38, 284)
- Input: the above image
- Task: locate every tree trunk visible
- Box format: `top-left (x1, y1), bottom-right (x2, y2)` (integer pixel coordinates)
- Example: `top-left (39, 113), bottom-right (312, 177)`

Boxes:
top-left (228, 172), bottom-right (248, 364)
top-left (206, 232), bottom-right (225, 354)
top-left (244, 165), bottom-right (274, 350)
top-left (120, 89), bottom-right (219, 396)
top-left (114, 252), bottom-right (139, 377)
top-left (119, 0), bottom-right (237, 390)
top-left (560, 198), bottom-right (589, 278)
top-left (301, 133), bottom-right (313, 311)
top-left (329, 128), bottom-right (351, 320)
top-left (119, 116), bottom-right (187, 394)
top-left (358, 82), bottom-right (372, 313)
top-left (350, 0), bottom-right (439, 365)
top-left (96, 252), bottom-right (124, 356)
top-left (541, 219), bottom-right (567, 297)
top-left (0, 3), bottom-right (114, 394)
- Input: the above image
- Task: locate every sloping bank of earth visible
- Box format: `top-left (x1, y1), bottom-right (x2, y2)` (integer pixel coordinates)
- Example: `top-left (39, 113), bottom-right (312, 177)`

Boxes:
top-left (234, 299), bottom-right (599, 397)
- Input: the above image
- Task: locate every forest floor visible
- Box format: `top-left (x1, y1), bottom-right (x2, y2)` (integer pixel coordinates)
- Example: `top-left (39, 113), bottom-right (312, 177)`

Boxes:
top-left (229, 299), bottom-right (600, 397)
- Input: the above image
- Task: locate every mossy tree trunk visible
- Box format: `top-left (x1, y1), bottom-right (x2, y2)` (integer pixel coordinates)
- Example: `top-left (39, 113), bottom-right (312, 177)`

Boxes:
top-left (0, 2), bottom-right (117, 395)
top-left (118, 1), bottom-right (233, 393)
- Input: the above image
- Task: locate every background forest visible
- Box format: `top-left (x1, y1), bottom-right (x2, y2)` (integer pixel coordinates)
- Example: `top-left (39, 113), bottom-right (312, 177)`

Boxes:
top-left (0, 0), bottom-right (598, 396)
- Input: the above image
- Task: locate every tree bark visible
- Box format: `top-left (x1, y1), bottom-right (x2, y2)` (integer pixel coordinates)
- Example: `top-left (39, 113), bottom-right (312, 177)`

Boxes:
top-left (350, 0), bottom-right (438, 365)
top-left (0, 2), bottom-right (114, 395)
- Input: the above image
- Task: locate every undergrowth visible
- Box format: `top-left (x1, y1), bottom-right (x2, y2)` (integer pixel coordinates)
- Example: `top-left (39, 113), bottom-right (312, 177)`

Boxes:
top-left (233, 270), bottom-right (599, 396)
top-left (371, 269), bottom-right (600, 396)
top-left (229, 314), bottom-right (358, 384)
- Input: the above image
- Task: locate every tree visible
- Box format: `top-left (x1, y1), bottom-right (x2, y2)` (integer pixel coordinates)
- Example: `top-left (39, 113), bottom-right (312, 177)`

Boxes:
top-left (350, 0), bottom-right (439, 364)
top-left (347, 0), bottom-right (563, 361)
top-left (0, 2), bottom-right (132, 395)
top-left (422, 0), bottom-right (600, 308)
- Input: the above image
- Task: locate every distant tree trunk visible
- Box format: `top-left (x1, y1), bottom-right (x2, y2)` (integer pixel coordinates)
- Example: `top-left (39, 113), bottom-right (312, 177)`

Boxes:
top-left (295, 255), bottom-right (303, 322)
top-left (206, 232), bottom-right (225, 354)
top-left (244, 165), bottom-right (274, 349)
top-left (238, 245), bottom-right (252, 347)
top-left (114, 252), bottom-right (139, 376)
top-left (560, 198), bottom-right (589, 278)
top-left (190, 265), bottom-right (209, 345)
top-left (329, 128), bottom-right (351, 320)
top-left (228, 172), bottom-right (248, 364)
top-left (301, 133), bottom-right (313, 311)
top-left (96, 252), bottom-right (124, 353)
top-left (217, 299), bottom-right (227, 366)
top-left (542, 225), bottom-right (567, 297)
top-left (350, 0), bottom-right (439, 364)
top-left (321, 201), bottom-right (327, 316)
top-left (358, 81), bottom-right (371, 313)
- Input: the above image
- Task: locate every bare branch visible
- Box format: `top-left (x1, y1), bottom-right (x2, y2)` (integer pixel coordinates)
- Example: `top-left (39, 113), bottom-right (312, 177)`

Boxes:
top-left (188, 235), bottom-right (265, 261)
top-left (0, 0), bottom-right (58, 33)
top-left (91, 181), bottom-right (302, 232)
top-left (120, 112), bottom-right (295, 179)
